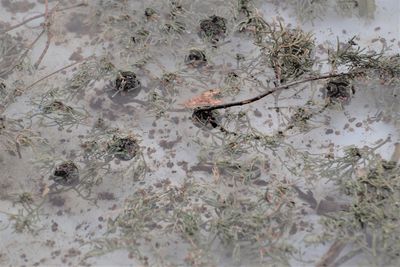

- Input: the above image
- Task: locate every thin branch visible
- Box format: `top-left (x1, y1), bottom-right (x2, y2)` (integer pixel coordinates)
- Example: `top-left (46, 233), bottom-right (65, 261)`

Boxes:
top-left (0, 57), bottom-right (92, 115)
top-left (0, 29), bottom-right (45, 78)
top-left (34, 32), bottom-right (52, 69)
top-left (195, 72), bottom-right (359, 112)
top-left (34, 0), bottom-right (56, 69)
top-left (0, 2), bottom-right (88, 34)
top-left (23, 56), bottom-right (94, 92)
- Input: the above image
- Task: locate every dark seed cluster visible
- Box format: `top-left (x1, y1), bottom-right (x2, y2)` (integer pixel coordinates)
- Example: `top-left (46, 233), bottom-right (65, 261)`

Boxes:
top-left (115, 71), bottom-right (141, 93)
top-left (326, 77), bottom-right (353, 102)
top-left (50, 161), bottom-right (80, 186)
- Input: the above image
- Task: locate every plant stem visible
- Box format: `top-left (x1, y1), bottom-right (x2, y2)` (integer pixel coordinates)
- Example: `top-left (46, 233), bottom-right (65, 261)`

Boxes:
top-left (196, 72), bottom-right (359, 112)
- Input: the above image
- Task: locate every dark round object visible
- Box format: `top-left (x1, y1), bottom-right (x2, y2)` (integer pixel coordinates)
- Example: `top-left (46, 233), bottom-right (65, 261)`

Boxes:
top-left (185, 49), bottom-right (207, 67)
top-left (50, 161), bottom-right (79, 186)
top-left (326, 78), bottom-right (353, 102)
top-left (144, 7), bottom-right (157, 18)
top-left (115, 71), bottom-right (141, 93)
top-left (191, 109), bottom-right (221, 129)
top-left (108, 135), bottom-right (139, 161)
top-left (199, 15), bottom-right (227, 42)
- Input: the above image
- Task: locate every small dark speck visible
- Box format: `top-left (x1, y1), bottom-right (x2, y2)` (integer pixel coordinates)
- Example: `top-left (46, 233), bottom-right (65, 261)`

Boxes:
top-left (51, 222), bottom-right (58, 232)
top-left (97, 192), bottom-right (116, 201)
top-left (159, 136), bottom-right (182, 150)
top-left (170, 116), bottom-right (180, 124)
top-left (49, 196), bottom-right (65, 207)
top-left (355, 122), bottom-right (362, 127)
top-left (148, 129), bottom-right (156, 139)
top-left (325, 129), bottom-right (334, 135)
top-left (253, 109), bottom-right (262, 117)
top-left (253, 179), bottom-right (268, 186)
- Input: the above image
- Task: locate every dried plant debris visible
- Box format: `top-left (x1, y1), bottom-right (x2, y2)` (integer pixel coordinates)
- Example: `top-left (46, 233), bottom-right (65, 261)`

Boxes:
top-left (199, 15), bottom-right (227, 43)
top-left (131, 28), bottom-right (150, 44)
top-left (286, 0), bottom-right (329, 22)
top-left (0, 1), bottom-right (399, 266)
top-left (185, 48), bottom-right (207, 67)
top-left (335, 0), bottom-right (360, 17)
top-left (92, 181), bottom-right (299, 266)
top-left (0, 33), bottom-right (24, 78)
top-left (42, 100), bottom-right (73, 114)
top-left (66, 57), bottom-right (115, 98)
top-left (262, 25), bottom-right (315, 82)
top-left (0, 116), bottom-right (43, 158)
top-left (184, 89), bottom-right (222, 108)
top-left (286, 0), bottom-right (377, 22)
top-left (50, 161), bottom-right (80, 186)
top-left (0, 80), bottom-right (6, 93)
top-left (169, 0), bottom-right (185, 18)
top-left (319, 158), bottom-right (400, 266)
top-left (237, 12), bottom-right (269, 42)
top-left (34, 99), bottom-right (89, 129)
top-left (329, 37), bottom-right (400, 82)
top-left (237, 0), bottom-right (253, 16)
top-left (162, 21), bottom-right (186, 34)
top-left (285, 106), bottom-right (314, 130)
top-left (147, 91), bottom-right (170, 118)
top-left (107, 134), bottom-right (140, 161)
